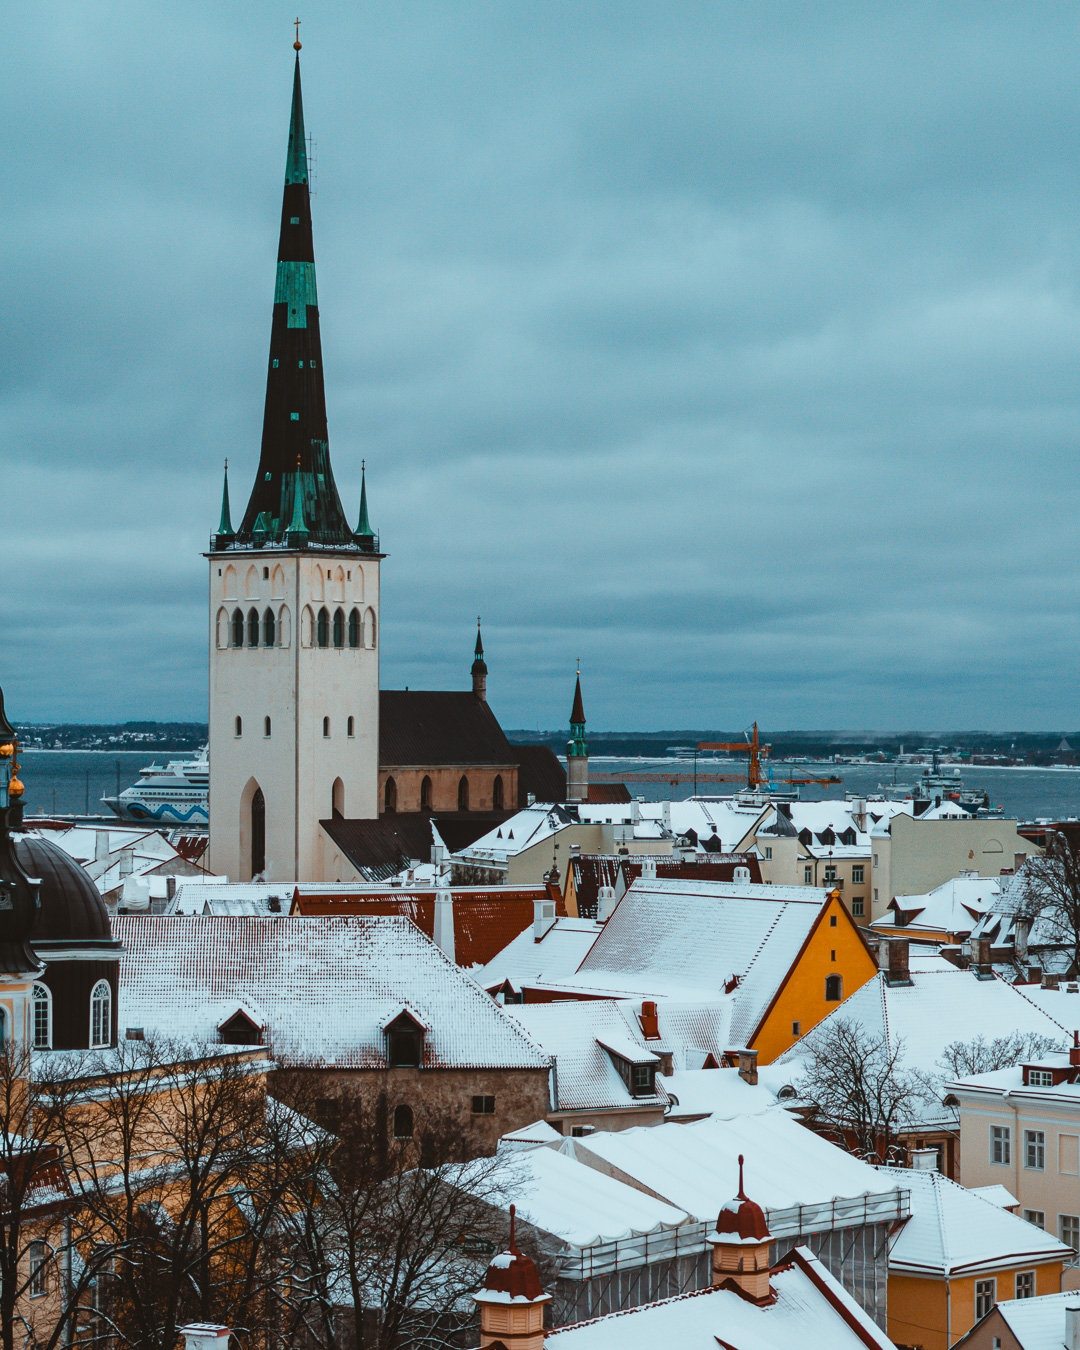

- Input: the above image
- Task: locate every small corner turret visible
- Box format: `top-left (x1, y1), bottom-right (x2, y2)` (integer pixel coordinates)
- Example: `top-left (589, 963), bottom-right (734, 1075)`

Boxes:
top-left (473, 1205), bottom-right (550, 1350)
top-left (707, 1154), bottom-right (776, 1305)
top-left (472, 618), bottom-right (488, 701)
top-left (354, 460), bottom-right (377, 553)
top-left (566, 668), bottom-right (588, 804)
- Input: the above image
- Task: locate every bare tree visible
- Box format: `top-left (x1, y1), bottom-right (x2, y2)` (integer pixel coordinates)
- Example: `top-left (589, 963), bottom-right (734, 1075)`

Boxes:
top-left (937, 1032), bottom-right (1066, 1079)
top-left (794, 1018), bottom-right (931, 1162)
top-left (1017, 833), bottom-right (1080, 975)
top-left (277, 1084), bottom-right (511, 1350)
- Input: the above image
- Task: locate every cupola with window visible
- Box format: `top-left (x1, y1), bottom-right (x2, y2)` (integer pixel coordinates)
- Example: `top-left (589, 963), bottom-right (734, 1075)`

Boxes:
top-left (707, 1155), bottom-right (776, 1305)
top-left (473, 1205), bottom-right (550, 1350)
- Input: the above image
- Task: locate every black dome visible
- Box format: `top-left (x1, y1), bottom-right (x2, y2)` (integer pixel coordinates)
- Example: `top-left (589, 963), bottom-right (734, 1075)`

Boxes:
top-left (14, 838), bottom-right (111, 943)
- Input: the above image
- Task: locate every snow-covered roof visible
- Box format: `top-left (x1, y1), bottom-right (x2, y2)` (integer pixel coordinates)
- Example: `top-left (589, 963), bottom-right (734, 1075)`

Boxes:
top-left (451, 1144), bottom-right (689, 1251)
top-left (455, 805), bottom-right (577, 864)
top-left (661, 1067), bottom-right (778, 1121)
top-left (870, 874), bottom-right (1000, 936)
top-left (112, 915), bottom-right (551, 1071)
top-left (472, 918), bottom-right (602, 991)
top-left (945, 1051), bottom-right (1080, 1105)
top-left (506, 1002), bottom-right (667, 1112)
top-left (542, 879), bottom-right (838, 1045)
top-left (991, 1291), bottom-right (1080, 1350)
top-left (772, 969), bottom-right (1070, 1127)
top-left (970, 1184), bottom-right (1018, 1209)
top-left (880, 1165), bottom-right (1071, 1276)
top-left (546, 1246), bottom-right (894, 1350)
top-left (563, 1110), bottom-right (906, 1232)
top-left (170, 883), bottom-right (295, 915)
top-left (1003, 984), bottom-right (1080, 1023)
top-left (637, 798), bottom-right (768, 850)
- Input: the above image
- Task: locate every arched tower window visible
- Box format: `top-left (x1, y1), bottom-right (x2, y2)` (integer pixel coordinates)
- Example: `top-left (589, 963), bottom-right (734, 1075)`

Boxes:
top-left (348, 609), bottom-right (361, 648)
top-left (365, 608), bottom-right (377, 649)
top-left (385, 777), bottom-right (397, 814)
top-left (825, 974), bottom-right (843, 1002)
top-left (216, 608), bottom-right (229, 649)
top-left (90, 980), bottom-right (111, 1048)
top-left (458, 776), bottom-right (470, 812)
top-left (232, 608), bottom-right (244, 648)
top-left (393, 1104), bottom-right (414, 1139)
top-left (235, 716), bottom-right (243, 737)
top-left (251, 787), bottom-right (266, 877)
top-left (332, 778), bottom-right (345, 818)
top-left (32, 983), bottom-right (51, 1050)
top-left (493, 775), bottom-right (504, 811)
top-left (263, 608), bottom-right (276, 647)
top-left (278, 605), bottom-right (291, 648)
top-left (420, 776), bottom-right (432, 812)
top-left (264, 716), bottom-right (272, 738)
top-left (347, 716), bottom-right (355, 737)
top-left (247, 608), bottom-right (260, 647)
top-left (317, 608), bottom-right (329, 648)
top-left (301, 606), bottom-right (314, 647)
top-left (333, 608), bottom-right (345, 648)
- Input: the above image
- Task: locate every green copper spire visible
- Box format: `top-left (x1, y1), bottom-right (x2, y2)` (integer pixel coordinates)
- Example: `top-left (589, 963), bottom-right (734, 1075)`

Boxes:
top-left (355, 460), bottom-right (375, 549)
top-left (569, 670), bottom-right (587, 758)
top-left (285, 462), bottom-right (309, 546)
top-left (217, 460), bottom-right (234, 539)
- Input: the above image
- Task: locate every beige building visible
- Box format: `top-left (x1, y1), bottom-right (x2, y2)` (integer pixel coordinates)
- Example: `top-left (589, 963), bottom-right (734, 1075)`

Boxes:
top-left (870, 806), bottom-right (1034, 925)
top-left (945, 1047), bottom-right (1080, 1262)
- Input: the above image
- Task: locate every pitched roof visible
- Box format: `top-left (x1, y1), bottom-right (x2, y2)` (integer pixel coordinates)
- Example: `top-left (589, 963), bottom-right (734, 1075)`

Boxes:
top-left (112, 915), bottom-right (550, 1071)
top-left (871, 874), bottom-right (1000, 936)
top-left (569, 855), bottom-right (762, 919)
top-left (473, 918), bottom-right (603, 992)
top-left (380, 691), bottom-right (516, 766)
top-left (511, 744), bottom-right (567, 804)
top-left (585, 783), bottom-right (632, 804)
top-left (290, 885), bottom-right (563, 967)
top-left (990, 1291), bottom-right (1079, 1350)
top-left (881, 1165), bottom-right (1071, 1276)
top-left (546, 1247), bottom-right (895, 1350)
top-left (637, 798), bottom-right (769, 851)
top-left (321, 812), bottom-right (508, 879)
top-left (552, 880), bottom-right (836, 1043)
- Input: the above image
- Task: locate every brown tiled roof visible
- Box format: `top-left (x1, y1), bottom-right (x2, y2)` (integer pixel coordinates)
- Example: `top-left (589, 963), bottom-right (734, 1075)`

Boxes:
top-left (291, 886), bottom-right (565, 967)
top-left (380, 691), bottom-right (516, 767)
top-left (570, 854), bottom-right (763, 919)
top-left (321, 813), bottom-right (514, 880)
top-left (512, 744), bottom-right (567, 804)
top-left (586, 783), bottom-right (632, 804)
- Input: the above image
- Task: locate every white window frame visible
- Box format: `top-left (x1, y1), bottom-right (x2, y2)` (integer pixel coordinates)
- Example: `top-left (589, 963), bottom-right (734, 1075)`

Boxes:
top-left (1059, 1213), bottom-right (1080, 1251)
top-left (1015, 1270), bottom-right (1035, 1299)
top-left (975, 1278), bottom-right (996, 1319)
top-left (31, 983), bottom-right (51, 1050)
top-left (763, 847), bottom-right (772, 860)
top-left (852, 865), bottom-right (864, 884)
top-left (1025, 1129), bottom-right (1046, 1171)
top-left (90, 980), bottom-right (111, 1049)
top-left (990, 1124), bottom-right (1011, 1165)
top-left (28, 1242), bottom-right (49, 1298)
top-left (1023, 1209), bottom-right (1045, 1229)
top-left (1028, 1069), bottom-right (1053, 1086)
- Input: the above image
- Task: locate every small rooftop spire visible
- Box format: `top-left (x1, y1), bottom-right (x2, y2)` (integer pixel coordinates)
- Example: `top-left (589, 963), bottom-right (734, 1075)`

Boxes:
top-left (474, 618), bottom-right (484, 660)
top-left (286, 456), bottom-right (309, 544)
top-left (294, 16), bottom-right (301, 50)
top-left (570, 671), bottom-right (585, 727)
top-left (471, 615), bottom-right (488, 699)
top-left (509, 1203), bottom-right (519, 1254)
top-left (737, 1152), bottom-right (747, 1200)
top-left (217, 460), bottom-right (234, 538)
top-left (355, 459), bottom-right (375, 544)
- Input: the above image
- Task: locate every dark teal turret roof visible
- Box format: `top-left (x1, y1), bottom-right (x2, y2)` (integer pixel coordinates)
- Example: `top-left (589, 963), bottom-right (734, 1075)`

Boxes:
top-left (232, 53), bottom-right (357, 549)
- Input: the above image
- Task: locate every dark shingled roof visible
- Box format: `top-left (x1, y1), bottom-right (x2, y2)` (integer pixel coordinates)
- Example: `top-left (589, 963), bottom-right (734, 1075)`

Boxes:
top-left (321, 812), bottom-right (514, 880)
top-left (511, 745), bottom-right (567, 805)
top-left (380, 692), bottom-right (516, 767)
top-left (570, 853), bottom-right (764, 919)
top-left (586, 783), bottom-right (632, 804)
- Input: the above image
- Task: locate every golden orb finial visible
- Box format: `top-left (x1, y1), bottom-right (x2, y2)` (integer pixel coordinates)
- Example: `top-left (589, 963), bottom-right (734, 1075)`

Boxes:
top-left (294, 16), bottom-right (302, 50)
top-left (8, 775), bottom-right (24, 798)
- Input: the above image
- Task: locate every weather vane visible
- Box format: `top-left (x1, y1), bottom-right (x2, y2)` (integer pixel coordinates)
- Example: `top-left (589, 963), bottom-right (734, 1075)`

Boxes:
top-left (294, 17), bottom-right (302, 50)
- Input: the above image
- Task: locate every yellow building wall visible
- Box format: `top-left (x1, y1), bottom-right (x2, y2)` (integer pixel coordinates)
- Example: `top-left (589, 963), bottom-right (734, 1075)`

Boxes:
top-left (749, 892), bottom-right (878, 1063)
top-left (888, 1262), bottom-right (1063, 1350)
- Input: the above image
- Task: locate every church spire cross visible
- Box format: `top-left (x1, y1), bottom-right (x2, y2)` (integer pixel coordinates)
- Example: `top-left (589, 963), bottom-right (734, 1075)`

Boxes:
top-left (217, 460), bottom-right (234, 539)
top-left (294, 16), bottom-right (301, 50)
top-left (227, 50), bottom-right (361, 552)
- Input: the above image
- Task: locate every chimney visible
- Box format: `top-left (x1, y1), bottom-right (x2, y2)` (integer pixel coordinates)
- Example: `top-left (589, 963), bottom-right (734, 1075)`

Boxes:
top-left (1071, 1031), bottom-right (1080, 1069)
top-left (433, 873), bottom-right (456, 963)
top-left (882, 939), bottom-right (912, 987)
top-left (640, 1000), bottom-right (659, 1039)
top-left (473, 1206), bottom-right (550, 1350)
top-left (165, 876), bottom-right (177, 902)
top-left (910, 1146), bottom-right (939, 1171)
top-left (734, 866), bottom-right (751, 883)
top-left (1015, 852), bottom-right (1027, 873)
top-left (738, 1048), bottom-right (759, 1086)
top-left (971, 936), bottom-right (994, 979)
top-left (1015, 916), bottom-right (1031, 962)
top-left (533, 891), bottom-right (557, 942)
top-left (94, 830), bottom-right (110, 864)
top-left (596, 884), bottom-right (618, 923)
top-left (707, 1155), bottom-right (774, 1305)
top-left (662, 800), bottom-right (671, 832)
top-left (180, 1327), bottom-right (231, 1350)
top-left (850, 797), bottom-right (867, 831)
top-left (118, 849), bottom-right (134, 879)
top-left (1043, 972), bottom-right (1061, 990)
top-left (641, 855), bottom-right (657, 880)
top-left (1067, 1305), bottom-right (1080, 1350)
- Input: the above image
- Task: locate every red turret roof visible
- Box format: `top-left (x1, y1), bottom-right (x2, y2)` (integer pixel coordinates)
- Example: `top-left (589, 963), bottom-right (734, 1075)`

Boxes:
top-left (713, 1155), bottom-right (771, 1242)
top-left (477, 1205), bottom-right (547, 1303)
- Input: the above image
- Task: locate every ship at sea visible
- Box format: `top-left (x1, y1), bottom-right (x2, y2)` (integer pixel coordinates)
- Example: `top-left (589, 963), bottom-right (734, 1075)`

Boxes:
top-left (101, 748), bottom-right (209, 825)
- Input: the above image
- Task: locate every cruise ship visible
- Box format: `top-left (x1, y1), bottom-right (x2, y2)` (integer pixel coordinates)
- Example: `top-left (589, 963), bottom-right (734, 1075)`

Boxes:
top-left (101, 748), bottom-right (209, 826)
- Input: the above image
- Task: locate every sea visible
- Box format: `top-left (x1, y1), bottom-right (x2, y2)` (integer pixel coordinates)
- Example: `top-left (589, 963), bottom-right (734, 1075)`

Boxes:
top-left (16, 748), bottom-right (1080, 825)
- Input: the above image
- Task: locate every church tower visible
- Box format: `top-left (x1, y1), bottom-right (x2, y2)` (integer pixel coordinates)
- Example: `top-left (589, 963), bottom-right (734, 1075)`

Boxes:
top-left (207, 45), bottom-right (382, 883)
top-left (567, 671), bottom-right (588, 804)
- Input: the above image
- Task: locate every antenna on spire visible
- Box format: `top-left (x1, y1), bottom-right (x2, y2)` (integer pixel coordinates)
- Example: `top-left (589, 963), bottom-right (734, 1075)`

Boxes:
top-left (294, 16), bottom-right (302, 50)
top-left (737, 1153), bottom-right (746, 1199)
top-left (509, 1203), bottom-right (519, 1254)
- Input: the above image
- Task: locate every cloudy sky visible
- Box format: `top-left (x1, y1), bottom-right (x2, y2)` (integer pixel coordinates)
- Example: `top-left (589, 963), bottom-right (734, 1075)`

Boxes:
top-left (5, 2), bottom-right (1080, 731)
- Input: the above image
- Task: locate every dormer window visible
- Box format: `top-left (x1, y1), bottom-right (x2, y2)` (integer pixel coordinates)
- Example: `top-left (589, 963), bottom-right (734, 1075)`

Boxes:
top-left (219, 1009), bottom-right (263, 1046)
top-left (598, 1036), bottom-right (659, 1098)
top-left (385, 1011), bottom-right (425, 1068)
top-left (631, 1064), bottom-right (656, 1096)
top-left (1025, 1067), bottom-right (1055, 1087)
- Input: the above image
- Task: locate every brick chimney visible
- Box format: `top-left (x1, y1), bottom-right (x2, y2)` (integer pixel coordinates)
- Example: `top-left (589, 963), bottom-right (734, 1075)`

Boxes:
top-left (473, 1205), bottom-right (550, 1350)
top-left (180, 1327), bottom-right (230, 1350)
top-left (882, 939), bottom-right (912, 987)
top-left (639, 1000), bottom-right (659, 1039)
top-left (971, 936), bottom-right (993, 979)
top-left (738, 1048), bottom-right (758, 1086)
top-left (1067, 1304), bottom-right (1080, 1350)
top-left (707, 1155), bottom-right (775, 1305)
top-left (1071, 1031), bottom-right (1080, 1070)
top-left (1044, 972), bottom-right (1061, 990)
